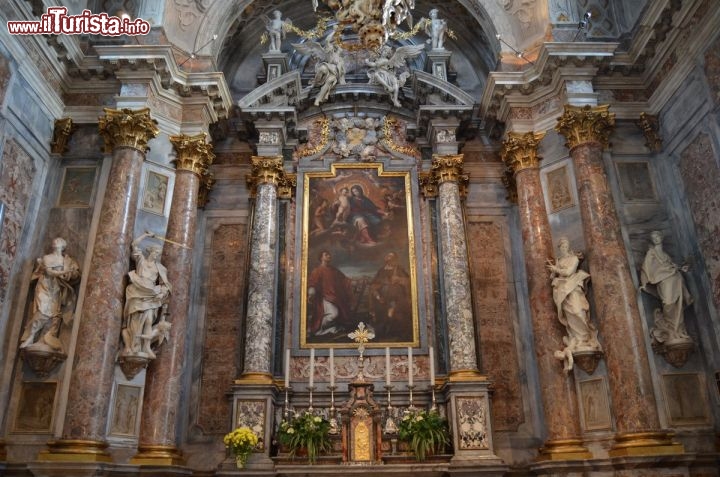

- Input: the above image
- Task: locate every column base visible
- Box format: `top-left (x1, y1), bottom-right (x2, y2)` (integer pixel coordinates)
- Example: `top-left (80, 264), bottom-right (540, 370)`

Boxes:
top-left (38, 439), bottom-right (112, 463)
top-left (608, 431), bottom-right (684, 457)
top-left (447, 369), bottom-right (487, 383)
top-left (234, 372), bottom-right (275, 385)
top-left (537, 439), bottom-right (592, 461)
top-left (131, 444), bottom-right (186, 466)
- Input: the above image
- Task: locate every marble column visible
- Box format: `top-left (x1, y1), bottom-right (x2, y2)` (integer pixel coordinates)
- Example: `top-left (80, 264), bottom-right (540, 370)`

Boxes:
top-left (501, 131), bottom-right (591, 460)
top-left (555, 104), bottom-right (682, 457)
top-left (427, 154), bottom-right (480, 378)
top-left (41, 108), bottom-right (158, 462)
top-left (241, 156), bottom-right (285, 382)
top-left (132, 134), bottom-right (214, 466)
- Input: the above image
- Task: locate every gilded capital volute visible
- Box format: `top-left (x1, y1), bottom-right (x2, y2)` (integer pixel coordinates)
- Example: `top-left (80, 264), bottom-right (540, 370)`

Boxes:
top-left (247, 156), bottom-right (295, 197)
top-left (500, 131), bottom-right (545, 175)
top-left (430, 154), bottom-right (466, 184)
top-left (169, 133), bottom-right (215, 176)
top-left (98, 108), bottom-right (159, 153)
top-left (555, 104), bottom-right (615, 150)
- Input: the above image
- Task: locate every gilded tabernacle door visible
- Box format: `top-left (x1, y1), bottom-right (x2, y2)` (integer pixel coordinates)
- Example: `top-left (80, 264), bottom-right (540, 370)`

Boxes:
top-left (300, 163), bottom-right (419, 348)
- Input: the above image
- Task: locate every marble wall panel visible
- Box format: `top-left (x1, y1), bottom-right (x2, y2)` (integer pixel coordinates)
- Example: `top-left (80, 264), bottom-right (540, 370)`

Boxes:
top-left (466, 218), bottom-right (524, 432)
top-left (0, 139), bottom-right (36, 308)
top-left (194, 223), bottom-right (248, 435)
top-left (108, 383), bottom-right (142, 437)
top-left (704, 32), bottom-right (720, 107)
top-left (0, 51), bottom-right (11, 106)
top-left (13, 381), bottom-right (56, 433)
top-left (661, 373), bottom-right (711, 427)
top-left (678, 133), bottom-right (720, 311)
top-left (577, 377), bottom-right (612, 432)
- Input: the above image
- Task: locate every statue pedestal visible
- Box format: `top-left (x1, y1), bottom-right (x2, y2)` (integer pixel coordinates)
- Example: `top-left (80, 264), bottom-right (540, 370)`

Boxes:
top-left (426, 50), bottom-right (452, 81)
top-left (339, 381), bottom-right (382, 463)
top-left (262, 52), bottom-right (289, 82)
top-left (229, 377), bottom-right (280, 470)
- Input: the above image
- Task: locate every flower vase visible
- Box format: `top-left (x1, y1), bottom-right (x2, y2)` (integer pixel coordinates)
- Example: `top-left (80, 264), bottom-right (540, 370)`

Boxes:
top-left (235, 453), bottom-right (248, 469)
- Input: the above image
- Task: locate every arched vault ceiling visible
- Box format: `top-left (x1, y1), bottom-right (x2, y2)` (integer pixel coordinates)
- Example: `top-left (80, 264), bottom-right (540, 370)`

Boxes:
top-left (163, 1), bottom-right (549, 64)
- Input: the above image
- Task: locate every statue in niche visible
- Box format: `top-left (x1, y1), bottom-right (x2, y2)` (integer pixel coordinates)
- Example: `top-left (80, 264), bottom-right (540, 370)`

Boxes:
top-left (19, 237), bottom-right (80, 353)
top-left (262, 10), bottom-right (288, 52)
top-left (293, 34), bottom-right (346, 106)
top-left (547, 238), bottom-right (602, 372)
top-left (121, 232), bottom-right (172, 359)
top-left (366, 44), bottom-right (424, 107)
top-left (425, 9), bottom-right (447, 50)
top-left (640, 231), bottom-right (694, 347)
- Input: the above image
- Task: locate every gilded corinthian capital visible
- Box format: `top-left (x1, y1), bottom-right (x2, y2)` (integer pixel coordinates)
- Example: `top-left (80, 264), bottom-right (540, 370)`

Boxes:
top-left (246, 156), bottom-right (295, 197)
top-left (169, 133), bottom-right (215, 176)
top-left (500, 131), bottom-right (545, 175)
top-left (98, 108), bottom-right (159, 153)
top-left (555, 104), bottom-right (615, 150)
top-left (420, 154), bottom-right (469, 198)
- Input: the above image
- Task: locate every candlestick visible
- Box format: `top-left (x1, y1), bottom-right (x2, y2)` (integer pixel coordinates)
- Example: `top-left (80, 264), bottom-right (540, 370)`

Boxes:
top-left (385, 347), bottom-right (391, 386)
top-left (284, 348), bottom-right (290, 389)
top-left (309, 348), bottom-right (315, 388)
top-left (329, 348), bottom-right (335, 387)
top-left (407, 346), bottom-right (413, 387)
top-left (408, 384), bottom-right (416, 411)
top-left (429, 346), bottom-right (435, 387)
top-left (307, 385), bottom-right (315, 413)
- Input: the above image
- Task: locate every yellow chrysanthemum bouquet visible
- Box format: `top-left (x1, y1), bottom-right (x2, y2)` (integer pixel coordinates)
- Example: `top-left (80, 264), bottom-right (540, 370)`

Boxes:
top-left (223, 426), bottom-right (259, 468)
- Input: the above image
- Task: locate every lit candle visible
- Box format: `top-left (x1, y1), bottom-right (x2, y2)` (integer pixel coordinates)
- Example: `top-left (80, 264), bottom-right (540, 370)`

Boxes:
top-left (385, 347), bottom-right (391, 386)
top-left (284, 348), bottom-right (290, 389)
top-left (329, 348), bottom-right (335, 387)
top-left (309, 348), bottom-right (315, 388)
top-left (407, 346), bottom-right (413, 387)
top-left (429, 346), bottom-right (435, 387)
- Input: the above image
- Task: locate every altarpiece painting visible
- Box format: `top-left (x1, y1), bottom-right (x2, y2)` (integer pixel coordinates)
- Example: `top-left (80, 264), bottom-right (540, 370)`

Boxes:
top-left (300, 164), bottom-right (419, 348)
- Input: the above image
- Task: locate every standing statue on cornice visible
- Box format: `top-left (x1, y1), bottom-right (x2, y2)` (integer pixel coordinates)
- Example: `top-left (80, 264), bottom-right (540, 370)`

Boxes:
top-left (366, 44), bottom-right (424, 107)
top-left (425, 9), bottom-right (447, 50)
top-left (293, 35), bottom-right (347, 106)
top-left (262, 10), bottom-right (289, 53)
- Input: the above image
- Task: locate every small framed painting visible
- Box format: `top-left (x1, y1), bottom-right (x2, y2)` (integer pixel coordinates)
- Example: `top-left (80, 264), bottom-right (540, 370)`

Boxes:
top-left (57, 166), bottom-right (97, 208)
top-left (140, 165), bottom-right (173, 216)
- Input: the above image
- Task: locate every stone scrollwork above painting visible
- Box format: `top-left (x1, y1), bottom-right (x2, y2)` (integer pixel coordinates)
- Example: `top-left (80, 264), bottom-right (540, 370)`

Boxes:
top-left (455, 397), bottom-right (489, 450)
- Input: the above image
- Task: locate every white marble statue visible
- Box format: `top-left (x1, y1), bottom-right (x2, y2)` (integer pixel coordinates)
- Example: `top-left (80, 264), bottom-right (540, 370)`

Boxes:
top-left (263, 10), bottom-right (287, 52)
top-left (425, 9), bottom-right (447, 50)
top-left (366, 44), bottom-right (424, 107)
top-left (122, 232), bottom-right (172, 358)
top-left (640, 230), bottom-right (694, 345)
top-left (547, 238), bottom-right (602, 371)
top-left (293, 36), bottom-right (347, 106)
top-left (19, 237), bottom-right (80, 353)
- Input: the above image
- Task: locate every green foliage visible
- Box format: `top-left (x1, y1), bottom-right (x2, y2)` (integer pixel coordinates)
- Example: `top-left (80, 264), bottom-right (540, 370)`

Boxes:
top-left (397, 409), bottom-right (449, 461)
top-left (276, 411), bottom-right (331, 464)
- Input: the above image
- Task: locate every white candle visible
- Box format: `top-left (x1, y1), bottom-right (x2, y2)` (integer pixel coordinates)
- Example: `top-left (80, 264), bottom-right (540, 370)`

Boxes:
top-left (284, 348), bottom-right (290, 388)
top-left (385, 347), bottom-right (391, 386)
top-left (329, 348), bottom-right (335, 387)
top-left (407, 346), bottom-right (413, 387)
top-left (309, 348), bottom-right (315, 388)
top-left (429, 346), bottom-right (435, 387)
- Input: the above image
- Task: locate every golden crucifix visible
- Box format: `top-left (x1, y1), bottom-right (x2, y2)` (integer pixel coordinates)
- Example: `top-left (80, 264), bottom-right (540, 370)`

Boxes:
top-left (348, 322), bottom-right (375, 382)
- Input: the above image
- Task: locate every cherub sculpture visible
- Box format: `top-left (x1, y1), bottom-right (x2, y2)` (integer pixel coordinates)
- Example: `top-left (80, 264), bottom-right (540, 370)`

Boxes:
top-left (261, 10), bottom-right (289, 53)
top-left (293, 35), bottom-right (347, 106)
top-left (366, 44), bottom-right (424, 107)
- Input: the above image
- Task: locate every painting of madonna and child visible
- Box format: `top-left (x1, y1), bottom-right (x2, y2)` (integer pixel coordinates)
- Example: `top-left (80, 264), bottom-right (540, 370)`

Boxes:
top-left (301, 164), bottom-right (420, 348)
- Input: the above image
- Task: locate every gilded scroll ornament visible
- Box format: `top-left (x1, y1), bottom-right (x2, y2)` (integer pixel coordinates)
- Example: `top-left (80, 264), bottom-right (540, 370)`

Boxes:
top-left (51, 118), bottom-right (77, 155)
top-left (297, 118), bottom-right (330, 158)
top-left (382, 116), bottom-right (419, 157)
top-left (198, 171), bottom-right (216, 208)
top-left (637, 112), bottom-right (663, 153)
top-left (169, 133), bottom-right (215, 176)
top-left (98, 108), bottom-right (159, 154)
top-left (500, 131), bottom-right (545, 174)
top-left (554, 104), bottom-right (615, 150)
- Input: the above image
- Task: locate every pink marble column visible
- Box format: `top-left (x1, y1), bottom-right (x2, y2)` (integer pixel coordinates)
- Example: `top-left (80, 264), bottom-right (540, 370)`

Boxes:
top-left (132, 134), bottom-right (214, 465)
top-left (501, 131), bottom-right (591, 460)
top-left (41, 108), bottom-right (158, 462)
top-left (556, 104), bottom-right (682, 457)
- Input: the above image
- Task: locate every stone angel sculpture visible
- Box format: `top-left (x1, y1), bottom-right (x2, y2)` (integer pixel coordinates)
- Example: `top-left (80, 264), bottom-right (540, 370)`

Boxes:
top-left (366, 44), bottom-right (424, 107)
top-left (261, 10), bottom-right (289, 52)
top-left (293, 35), bottom-right (347, 106)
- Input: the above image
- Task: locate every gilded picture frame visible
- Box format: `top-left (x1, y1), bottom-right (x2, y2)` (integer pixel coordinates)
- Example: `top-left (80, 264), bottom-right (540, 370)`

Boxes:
top-left (300, 163), bottom-right (419, 348)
